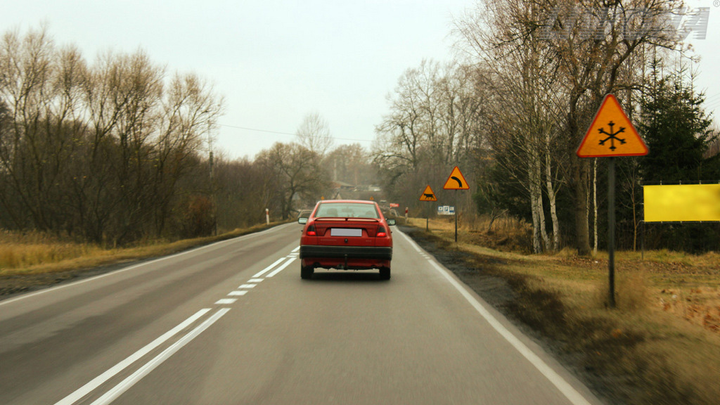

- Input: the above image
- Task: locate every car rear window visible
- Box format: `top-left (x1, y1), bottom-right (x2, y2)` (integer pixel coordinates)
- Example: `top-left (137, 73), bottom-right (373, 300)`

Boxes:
top-left (315, 203), bottom-right (379, 218)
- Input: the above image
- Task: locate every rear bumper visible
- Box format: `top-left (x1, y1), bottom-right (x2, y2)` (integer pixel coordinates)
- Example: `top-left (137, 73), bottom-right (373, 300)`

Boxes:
top-left (300, 245), bottom-right (392, 260)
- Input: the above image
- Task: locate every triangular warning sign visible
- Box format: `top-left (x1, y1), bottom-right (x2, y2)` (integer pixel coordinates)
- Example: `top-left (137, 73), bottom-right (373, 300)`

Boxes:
top-left (419, 185), bottom-right (437, 201)
top-left (443, 166), bottom-right (469, 190)
top-left (577, 94), bottom-right (648, 158)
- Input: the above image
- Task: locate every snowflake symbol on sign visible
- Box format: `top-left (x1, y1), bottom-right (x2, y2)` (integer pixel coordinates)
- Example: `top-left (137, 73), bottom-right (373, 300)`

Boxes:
top-left (597, 121), bottom-right (627, 151)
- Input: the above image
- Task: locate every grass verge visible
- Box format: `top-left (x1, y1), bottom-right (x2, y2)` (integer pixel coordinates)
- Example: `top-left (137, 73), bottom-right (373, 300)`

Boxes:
top-left (0, 222), bottom-right (289, 297)
top-left (402, 219), bottom-right (720, 405)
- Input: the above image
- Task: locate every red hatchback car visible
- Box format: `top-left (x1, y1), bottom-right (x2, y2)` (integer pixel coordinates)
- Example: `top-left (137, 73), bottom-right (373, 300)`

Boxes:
top-left (298, 200), bottom-right (395, 280)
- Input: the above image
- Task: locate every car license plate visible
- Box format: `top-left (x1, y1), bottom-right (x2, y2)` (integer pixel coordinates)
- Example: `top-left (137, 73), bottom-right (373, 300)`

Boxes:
top-left (330, 228), bottom-right (362, 237)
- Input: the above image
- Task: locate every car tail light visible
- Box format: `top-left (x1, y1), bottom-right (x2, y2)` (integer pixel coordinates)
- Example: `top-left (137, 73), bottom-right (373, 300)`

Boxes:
top-left (376, 226), bottom-right (387, 237)
top-left (306, 224), bottom-right (316, 236)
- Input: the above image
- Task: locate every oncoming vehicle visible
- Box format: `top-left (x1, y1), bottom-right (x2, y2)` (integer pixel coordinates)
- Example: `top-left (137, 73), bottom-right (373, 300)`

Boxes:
top-left (298, 200), bottom-right (395, 280)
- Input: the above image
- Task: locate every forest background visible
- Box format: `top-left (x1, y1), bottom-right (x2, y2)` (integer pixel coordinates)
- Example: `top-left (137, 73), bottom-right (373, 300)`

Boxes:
top-left (1, 1), bottom-right (719, 255)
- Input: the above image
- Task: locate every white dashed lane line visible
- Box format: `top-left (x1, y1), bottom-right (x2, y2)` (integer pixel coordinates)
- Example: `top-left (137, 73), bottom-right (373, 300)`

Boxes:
top-left (266, 257), bottom-right (296, 278)
top-left (58, 245), bottom-right (300, 405)
top-left (55, 309), bottom-right (212, 405)
top-left (215, 298), bottom-right (237, 305)
top-left (252, 257), bottom-right (286, 278)
top-left (88, 308), bottom-right (231, 405)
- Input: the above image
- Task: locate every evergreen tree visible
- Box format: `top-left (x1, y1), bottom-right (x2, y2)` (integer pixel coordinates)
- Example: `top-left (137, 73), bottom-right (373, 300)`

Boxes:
top-left (638, 61), bottom-right (719, 253)
top-left (639, 62), bottom-right (715, 183)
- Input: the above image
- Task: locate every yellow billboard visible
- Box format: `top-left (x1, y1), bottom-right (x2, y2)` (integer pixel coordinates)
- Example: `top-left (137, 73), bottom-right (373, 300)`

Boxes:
top-left (644, 184), bottom-right (720, 222)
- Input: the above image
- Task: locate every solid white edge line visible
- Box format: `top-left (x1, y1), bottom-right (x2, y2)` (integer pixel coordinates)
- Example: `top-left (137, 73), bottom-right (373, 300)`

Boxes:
top-left (90, 308), bottom-right (230, 405)
top-left (1, 223), bottom-right (294, 307)
top-left (396, 230), bottom-right (592, 405)
top-left (252, 257), bottom-right (286, 278)
top-left (265, 257), bottom-right (296, 277)
top-left (54, 308), bottom-right (212, 405)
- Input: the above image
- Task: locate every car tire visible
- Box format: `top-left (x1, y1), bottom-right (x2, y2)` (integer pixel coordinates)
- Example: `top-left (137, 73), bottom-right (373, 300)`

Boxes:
top-left (301, 265), bottom-right (314, 280)
top-left (379, 267), bottom-right (391, 280)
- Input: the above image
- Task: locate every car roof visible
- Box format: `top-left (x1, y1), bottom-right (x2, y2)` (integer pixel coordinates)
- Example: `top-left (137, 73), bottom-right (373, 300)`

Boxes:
top-left (318, 200), bottom-right (375, 204)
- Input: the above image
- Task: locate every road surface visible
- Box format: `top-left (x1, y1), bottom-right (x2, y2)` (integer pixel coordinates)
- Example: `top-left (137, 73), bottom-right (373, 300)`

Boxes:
top-left (0, 224), bottom-right (602, 404)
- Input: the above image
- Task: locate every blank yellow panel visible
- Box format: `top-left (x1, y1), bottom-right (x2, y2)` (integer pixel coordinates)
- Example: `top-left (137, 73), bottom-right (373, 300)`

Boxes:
top-left (644, 184), bottom-right (720, 222)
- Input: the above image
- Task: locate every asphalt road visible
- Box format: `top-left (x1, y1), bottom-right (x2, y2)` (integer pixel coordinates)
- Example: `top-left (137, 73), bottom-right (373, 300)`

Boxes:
top-left (0, 224), bottom-right (603, 405)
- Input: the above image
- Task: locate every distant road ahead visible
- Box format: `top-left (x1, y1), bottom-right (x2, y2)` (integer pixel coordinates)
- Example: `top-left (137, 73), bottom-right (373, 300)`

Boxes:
top-left (0, 224), bottom-right (601, 404)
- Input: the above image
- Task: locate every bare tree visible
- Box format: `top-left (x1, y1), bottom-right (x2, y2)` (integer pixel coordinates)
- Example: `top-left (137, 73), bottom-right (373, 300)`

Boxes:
top-left (0, 26), bottom-right (224, 244)
top-left (455, 0), bottom-right (683, 254)
top-left (296, 112), bottom-right (333, 157)
top-left (256, 142), bottom-right (328, 219)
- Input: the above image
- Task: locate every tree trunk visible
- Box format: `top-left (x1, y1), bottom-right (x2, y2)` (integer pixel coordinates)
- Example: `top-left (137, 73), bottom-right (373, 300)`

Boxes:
top-left (529, 147), bottom-right (549, 253)
top-left (545, 133), bottom-right (560, 251)
top-left (574, 157), bottom-right (592, 256)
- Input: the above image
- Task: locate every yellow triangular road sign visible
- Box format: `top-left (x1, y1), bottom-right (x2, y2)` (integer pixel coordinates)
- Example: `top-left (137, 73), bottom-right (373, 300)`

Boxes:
top-left (443, 166), bottom-right (469, 190)
top-left (577, 94), bottom-right (648, 158)
top-left (419, 185), bottom-right (437, 201)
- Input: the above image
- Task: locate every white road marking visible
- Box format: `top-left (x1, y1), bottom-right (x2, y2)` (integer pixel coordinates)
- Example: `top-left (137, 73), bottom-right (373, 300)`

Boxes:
top-left (397, 230), bottom-right (592, 405)
top-left (238, 284), bottom-right (256, 289)
top-left (248, 278), bottom-right (263, 283)
top-left (227, 291), bottom-right (248, 296)
top-left (89, 308), bottom-right (230, 405)
top-left (1, 223), bottom-right (294, 308)
top-left (54, 308), bottom-right (211, 405)
top-left (291, 246), bottom-right (300, 253)
top-left (266, 257), bottom-right (296, 277)
top-left (252, 257), bottom-right (286, 278)
top-left (215, 298), bottom-right (237, 305)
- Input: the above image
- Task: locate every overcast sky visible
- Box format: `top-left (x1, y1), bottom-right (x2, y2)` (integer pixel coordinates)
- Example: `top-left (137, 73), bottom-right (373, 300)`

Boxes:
top-left (3, 0), bottom-right (719, 160)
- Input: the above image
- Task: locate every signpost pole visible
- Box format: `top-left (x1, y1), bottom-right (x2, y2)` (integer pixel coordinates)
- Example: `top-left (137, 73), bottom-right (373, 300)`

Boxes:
top-left (426, 203), bottom-right (429, 231)
top-left (454, 190), bottom-right (458, 243)
top-left (608, 157), bottom-right (616, 308)
top-left (575, 94), bottom-right (648, 309)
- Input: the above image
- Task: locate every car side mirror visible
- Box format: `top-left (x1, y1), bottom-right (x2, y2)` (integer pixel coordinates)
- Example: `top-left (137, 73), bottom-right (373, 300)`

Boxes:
top-left (298, 217), bottom-right (308, 224)
top-left (387, 218), bottom-right (396, 226)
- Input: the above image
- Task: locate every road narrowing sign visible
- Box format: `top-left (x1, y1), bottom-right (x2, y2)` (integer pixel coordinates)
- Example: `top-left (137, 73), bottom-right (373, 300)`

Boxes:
top-left (576, 94), bottom-right (648, 158)
top-left (419, 185), bottom-right (437, 201)
top-left (443, 166), bottom-right (470, 190)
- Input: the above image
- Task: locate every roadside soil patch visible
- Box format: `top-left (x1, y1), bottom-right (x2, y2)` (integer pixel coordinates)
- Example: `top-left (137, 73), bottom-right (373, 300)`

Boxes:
top-left (0, 222), bottom-right (288, 301)
top-left (400, 225), bottom-right (720, 405)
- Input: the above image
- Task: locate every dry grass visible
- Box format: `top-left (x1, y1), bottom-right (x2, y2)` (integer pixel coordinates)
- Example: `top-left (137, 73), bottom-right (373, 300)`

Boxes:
top-left (405, 218), bottom-right (720, 405)
top-left (0, 222), bottom-right (287, 277)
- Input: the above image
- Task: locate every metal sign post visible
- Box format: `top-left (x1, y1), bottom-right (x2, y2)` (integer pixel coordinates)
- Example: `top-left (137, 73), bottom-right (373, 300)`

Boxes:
top-left (607, 158), bottom-right (616, 308)
top-left (443, 166), bottom-right (469, 244)
top-left (576, 94), bottom-right (648, 309)
top-left (455, 191), bottom-right (458, 243)
top-left (419, 185), bottom-right (438, 232)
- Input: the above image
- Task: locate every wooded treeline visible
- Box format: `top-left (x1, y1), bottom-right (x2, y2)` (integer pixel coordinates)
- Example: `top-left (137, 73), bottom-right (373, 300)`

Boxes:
top-left (372, 0), bottom-right (720, 253)
top-left (4, 1), bottom-right (720, 256)
top-left (0, 28), bottom-right (379, 244)
top-left (0, 27), bottom-right (224, 245)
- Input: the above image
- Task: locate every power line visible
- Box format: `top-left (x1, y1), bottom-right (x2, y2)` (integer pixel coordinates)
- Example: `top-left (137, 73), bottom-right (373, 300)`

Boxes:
top-left (218, 124), bottom-right (373, 143)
